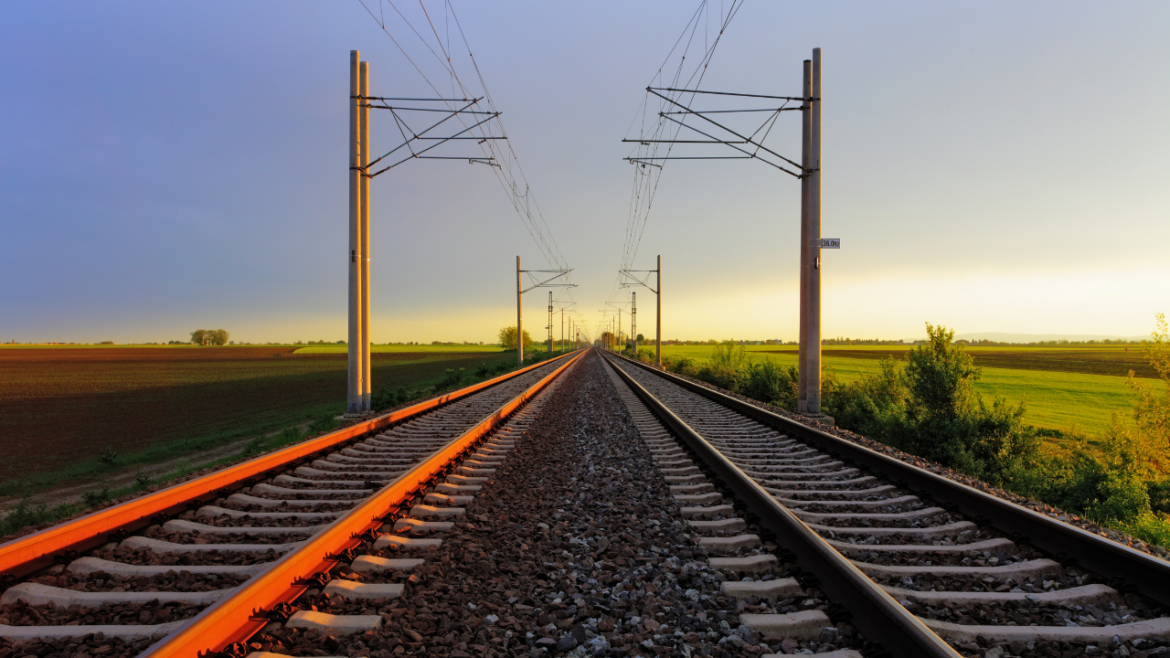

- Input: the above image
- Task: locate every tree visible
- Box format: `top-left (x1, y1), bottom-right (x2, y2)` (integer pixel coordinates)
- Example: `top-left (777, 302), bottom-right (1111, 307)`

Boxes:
top-left (190, 328), bottom-right (230, 346)
top-left (497, 326), bottom-right (533, 351)
top-left (636, 333), bottom-right (645, 342)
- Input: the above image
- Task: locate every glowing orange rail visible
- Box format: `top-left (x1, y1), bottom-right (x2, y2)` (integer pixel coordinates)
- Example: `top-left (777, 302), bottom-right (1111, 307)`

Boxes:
top-left (139, 349), bottom-right (584, 657)
top-left (0, 351), bottom-right (581, 578)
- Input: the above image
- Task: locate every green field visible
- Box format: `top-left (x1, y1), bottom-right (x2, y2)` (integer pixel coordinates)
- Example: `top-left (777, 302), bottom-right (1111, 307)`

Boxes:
top-left (294, 344), bottom-right (505, 354)
top-left (652, 344), bottom-right (1150, 436)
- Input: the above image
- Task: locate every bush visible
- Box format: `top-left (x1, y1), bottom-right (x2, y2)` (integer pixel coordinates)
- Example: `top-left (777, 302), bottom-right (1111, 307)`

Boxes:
top-left (81, 487), bottom-right (111, 507)
top-left (0, 498), bottom-right (82, 537)
top-left (696, 363), bottom-right (741, 391)
top-left (741, 361), bottom-right (799, 410)
top-left (439, 368), bottom-right (466, 389)
top-left (371, 385), bottom-right (412, 410)
top-left (632, 348), bottom-right (656, 365)
top-left (97, 447), bottom-right (119, 467)
top-left (693, 341), bottom-right (749, 392)
top-left (823, 324), bottom-right (1035, 486)
top-left (307, 412), bottom-right (337, 434)
top-left (663, 356), bottom-right (696, 376)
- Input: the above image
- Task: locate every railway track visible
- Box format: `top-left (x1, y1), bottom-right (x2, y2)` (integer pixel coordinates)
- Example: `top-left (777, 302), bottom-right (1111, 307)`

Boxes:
top-left (3, 347), bottom-right (1169, 658)
top-left (0, 350), bottom-right (583, 658)
top-left (603, 351), bottom-right (1170, 658)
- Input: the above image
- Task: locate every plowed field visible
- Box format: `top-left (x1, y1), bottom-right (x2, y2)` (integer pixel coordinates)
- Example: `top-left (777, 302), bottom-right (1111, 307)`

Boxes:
top-left (0, 347), bottom-right (509, 481)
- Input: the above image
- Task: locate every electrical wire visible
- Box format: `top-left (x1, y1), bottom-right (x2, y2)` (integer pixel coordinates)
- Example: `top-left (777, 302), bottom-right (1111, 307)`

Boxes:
top-left (356, 0), bottom-right (576, 306)
top-left (607, 0), bottom-right (744, 314)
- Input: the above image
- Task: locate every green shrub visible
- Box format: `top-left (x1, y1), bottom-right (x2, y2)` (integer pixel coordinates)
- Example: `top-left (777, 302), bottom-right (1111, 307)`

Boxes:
top-left (242, 436), bottom-right (267, 457)
top-left (81, 487), bottom-right (111, 507)
top-left (307, 412), bottom-right (337, 434)
top-left (439, 368), bottom-right (466, 389)
top-left (695, 362), bottom-right (741, 391)
top-left (691, 340), bottom-right (749, 391)
top-left (474, 363), bottom-right (492, 379)
top-left (371, 385), bottom-right (412, 410)
top-left (98, 447), bottom-right (119, 467)
top-left (0, 498), bottom-right (82, 537)
top-left (663, 356), bottom-right (696, 376)
top-left (1148, 479), bottom-right (1170, 515)
top-left (741, 361), bottom-right (799, 410)
top-left (1115, 511), bottom-right (1170, 547)
top-left (823, 324), bottom-right (1035, 486)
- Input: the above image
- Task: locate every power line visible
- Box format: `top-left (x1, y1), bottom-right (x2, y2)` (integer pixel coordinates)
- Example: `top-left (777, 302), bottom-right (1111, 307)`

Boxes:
top-left (356, 0), bottom-right (574, 293)
top-left (606, 0), bottom-right (744, 309)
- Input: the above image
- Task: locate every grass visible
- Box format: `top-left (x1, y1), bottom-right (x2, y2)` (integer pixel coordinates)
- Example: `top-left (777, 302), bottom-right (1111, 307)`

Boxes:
top-left (0, 346), bottom-right (545, 538)
top-left (0, 418), bottom-right (339, 538)
top-left (656, 344), bottom-right (1150, 437)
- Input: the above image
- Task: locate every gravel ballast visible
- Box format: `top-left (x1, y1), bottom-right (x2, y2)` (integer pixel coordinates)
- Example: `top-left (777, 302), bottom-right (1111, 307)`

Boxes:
top-left (248, 351), bottom-right (862, 658)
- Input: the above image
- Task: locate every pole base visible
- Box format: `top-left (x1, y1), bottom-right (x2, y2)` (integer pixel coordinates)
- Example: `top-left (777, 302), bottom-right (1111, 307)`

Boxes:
top-left (799, 412), bottom-right (835, 426)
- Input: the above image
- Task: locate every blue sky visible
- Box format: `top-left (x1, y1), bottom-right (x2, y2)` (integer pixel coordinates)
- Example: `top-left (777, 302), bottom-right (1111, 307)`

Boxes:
top-left (2, 1), bottom-right (1167, 344)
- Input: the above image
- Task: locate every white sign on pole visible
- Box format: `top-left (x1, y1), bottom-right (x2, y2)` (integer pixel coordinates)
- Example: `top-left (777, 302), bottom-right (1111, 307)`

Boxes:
top-left (820, 238), bottom-right (840, 249)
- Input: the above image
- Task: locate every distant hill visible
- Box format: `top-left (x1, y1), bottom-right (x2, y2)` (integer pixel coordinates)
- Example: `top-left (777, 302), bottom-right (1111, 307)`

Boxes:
top-left (950, 332), bottom-right (1147, 344)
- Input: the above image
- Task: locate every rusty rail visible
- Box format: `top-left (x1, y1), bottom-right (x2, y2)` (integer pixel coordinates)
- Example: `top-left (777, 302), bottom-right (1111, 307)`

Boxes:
top-left (139, 349), bottom-right (584, 657)
top-left (0, 350), bottom-right (581, 579)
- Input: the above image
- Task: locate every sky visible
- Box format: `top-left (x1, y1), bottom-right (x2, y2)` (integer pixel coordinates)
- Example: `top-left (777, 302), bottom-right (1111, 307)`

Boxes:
top-left (1, 1), bottom-right (1167, 345)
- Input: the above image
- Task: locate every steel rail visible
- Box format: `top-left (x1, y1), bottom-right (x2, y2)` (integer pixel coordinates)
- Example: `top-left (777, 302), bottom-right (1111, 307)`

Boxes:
top-left (608, 352), bottom-right (1170, 607)
top-left (0, 351), bottom-right (581, 579)
top-left (602, 353), bottom-right (959, 658)
top-left (141, 349), bottom-right (585, 658)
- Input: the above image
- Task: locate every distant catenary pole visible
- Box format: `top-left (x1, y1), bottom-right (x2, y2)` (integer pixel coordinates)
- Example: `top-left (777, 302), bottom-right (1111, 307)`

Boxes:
top-left (359, 60), bottom-right (372, 412)
top-left (806, 48), bottom-right (824, 415)
top-left (798, 59), bottom-right (812, 413)
top-left (631, 292), bottom-right (637, 355)
top-left (516, 256), bottom-right (523, 366)
top-left (656, 255), bottom-right (662, 368)
top-left (346, 50), bottom-right (363, 415)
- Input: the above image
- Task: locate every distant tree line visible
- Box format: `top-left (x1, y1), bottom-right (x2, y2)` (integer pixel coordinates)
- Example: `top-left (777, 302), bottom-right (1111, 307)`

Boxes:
top-left (823, 337), bottom-right (908, 345)
top-left (961, 338), bottom-right (1145, 347)
top-left (190, 329), bottom-right (229, 346)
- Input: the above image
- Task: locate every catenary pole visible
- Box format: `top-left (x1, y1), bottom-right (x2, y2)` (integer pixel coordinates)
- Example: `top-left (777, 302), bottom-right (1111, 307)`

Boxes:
top-left (798, 59), bottom-right (812, 413)
top-left (632, 292), bottom-right (637, 355)
top-left (656, 255), bottom-right (662, 368)
top-left (359, 60), bottom-right (372, 412)
top-left (516, 256), bottom-right (523, 366)
top-left (547, 291), bottom-right (553, 356)
top-left (346, 50), bottom-right (363, 415)
top-left (806, 48), bottom-right (824, 415)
